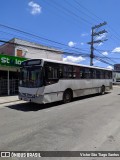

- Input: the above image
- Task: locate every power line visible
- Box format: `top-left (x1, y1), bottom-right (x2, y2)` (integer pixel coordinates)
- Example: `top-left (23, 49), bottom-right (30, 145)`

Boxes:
top-left (0, 24), bottom-right (89, 53)
top-left (0, 36), bottom-right (116, 67)
top-left (0, 39), bottom-right (90, 58)
top-left (74, 0), bottom-right (103, 22)
top-left (74, 0), bottom-right (120, 48)
top-left (0, 25), bottom-right (116, 66)
top-left (94, 56), bottom-right (120, 59)
top-left (46, 0), bottom-right (92, 26)
top-left (94, 56), bottom-right (114, 66)
top-left (41, 0), bottom-right (84, 29)
top-left (64, 0), bottom-right (98, 24)
top-left (0, 31), bottom-right (90, 55)
top-left (1, 2), bottom-right (120, 66)
top-left (95, 49), bottom-right (117, 65)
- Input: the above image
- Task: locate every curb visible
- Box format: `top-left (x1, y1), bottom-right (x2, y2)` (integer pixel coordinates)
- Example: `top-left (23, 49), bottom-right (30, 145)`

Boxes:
top-left (0, 100), bottom-right (20, 105)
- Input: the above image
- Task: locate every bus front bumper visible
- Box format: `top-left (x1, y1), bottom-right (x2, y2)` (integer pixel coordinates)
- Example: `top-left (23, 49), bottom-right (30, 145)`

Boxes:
top-left (19, 93), bottom-right (44, 104)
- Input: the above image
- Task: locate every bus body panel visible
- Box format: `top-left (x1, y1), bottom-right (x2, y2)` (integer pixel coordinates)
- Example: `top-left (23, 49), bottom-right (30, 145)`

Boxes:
top-left (19, 58), bottom-right (113, 104)
top-left (19, 78), bottom-right (112, 104)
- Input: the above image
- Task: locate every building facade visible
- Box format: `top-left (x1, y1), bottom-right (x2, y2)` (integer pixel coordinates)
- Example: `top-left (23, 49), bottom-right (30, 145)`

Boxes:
top-left (0, 54), bottom-right (26, 95)
top-left (0, 38), bottom-right (63, 60)
top-left (0, 38), bottom-right (63, 95)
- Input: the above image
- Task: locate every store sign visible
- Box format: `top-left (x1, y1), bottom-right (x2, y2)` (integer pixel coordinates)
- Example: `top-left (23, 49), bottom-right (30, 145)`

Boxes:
top-left (0, 54), bottom-right (27, 67)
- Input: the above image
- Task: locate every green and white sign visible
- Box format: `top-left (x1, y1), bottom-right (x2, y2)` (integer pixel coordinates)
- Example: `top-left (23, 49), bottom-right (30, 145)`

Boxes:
top-left (0, 54), bottom-right (27, 67)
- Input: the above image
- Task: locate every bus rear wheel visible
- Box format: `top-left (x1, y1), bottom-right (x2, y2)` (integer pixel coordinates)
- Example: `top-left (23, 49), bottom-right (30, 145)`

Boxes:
top-left (63, 90), bottom-right (73, 103)
top-left (101, 86), bottom-right (105, 95)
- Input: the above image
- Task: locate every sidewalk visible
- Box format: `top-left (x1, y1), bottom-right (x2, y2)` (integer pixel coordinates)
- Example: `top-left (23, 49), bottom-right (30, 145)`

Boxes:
top-left (0, 95), bottom-right (19, 104)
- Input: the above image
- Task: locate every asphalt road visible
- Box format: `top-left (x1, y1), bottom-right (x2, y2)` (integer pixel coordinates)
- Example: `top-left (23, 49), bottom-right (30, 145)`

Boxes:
top-left (0, 86), bottom-right (120, 160)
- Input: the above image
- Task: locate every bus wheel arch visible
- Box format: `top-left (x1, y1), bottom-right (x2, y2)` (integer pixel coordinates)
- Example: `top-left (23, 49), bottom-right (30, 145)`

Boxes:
top-left (63, 89), bottom-right (73, 103)
top-left (100, 85), bottom-right (105, 95)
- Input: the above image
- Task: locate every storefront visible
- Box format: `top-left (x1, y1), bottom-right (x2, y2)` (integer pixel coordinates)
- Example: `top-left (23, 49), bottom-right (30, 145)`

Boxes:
top-left (0, 54), bottom-right (26, 96)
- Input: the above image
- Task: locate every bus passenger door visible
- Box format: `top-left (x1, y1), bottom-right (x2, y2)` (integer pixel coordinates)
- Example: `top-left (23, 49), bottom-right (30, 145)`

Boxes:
top-left (44, 65), bottom-right (60, 102)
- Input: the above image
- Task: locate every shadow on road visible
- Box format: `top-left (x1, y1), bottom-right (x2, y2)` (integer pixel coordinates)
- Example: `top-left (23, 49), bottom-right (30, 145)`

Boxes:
top-left (73, 92), bottom-right (110, 102)
top-left (6, 101), bottom-right (62, 112)
top-left (6, 92), bottom-right (110, 112)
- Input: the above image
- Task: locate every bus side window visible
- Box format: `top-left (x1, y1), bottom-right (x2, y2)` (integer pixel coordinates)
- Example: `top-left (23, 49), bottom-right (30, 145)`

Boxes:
top-left (101, 70), bottom-right (104, 79)
top-left (59, 71), bottom-right (63, 78)
top-left (92, 69), bottom-right (96, 79)
top-left (48, 67), bottom-right (58, 78)
top-left (89, 69), bottom-right (93, 79)
top-left (59, 65), bottom-right (63, 78)
top-left (45, 64), bottom-right (59, 85)
top-left (73, 66), bottom-right (80, 79)
top-left (108, 71), bottom-right (112, 79)
top-left (63, 65), bottom-right (73, 79)
top-left (96, 69), bottom-right (101, 79)
top-left (83, 68), bottom-right (91, 79)
top-left (80, 67), bottom-right (85, 79)
top-left (105, 71), bottom-right (109, 79)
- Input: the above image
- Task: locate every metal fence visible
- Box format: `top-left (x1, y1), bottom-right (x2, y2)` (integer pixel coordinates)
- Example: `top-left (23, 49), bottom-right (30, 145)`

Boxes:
top-left (0, 79), bottom-right (19, 95)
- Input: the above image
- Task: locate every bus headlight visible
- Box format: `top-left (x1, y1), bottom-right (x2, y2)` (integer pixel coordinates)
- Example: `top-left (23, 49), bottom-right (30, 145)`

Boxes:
top-left (35, 94), bottom-right (40, 97)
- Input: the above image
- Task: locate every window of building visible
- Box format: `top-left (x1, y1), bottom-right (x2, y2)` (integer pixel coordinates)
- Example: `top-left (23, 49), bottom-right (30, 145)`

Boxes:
top-left (17, 49), bottom-right (22, 57)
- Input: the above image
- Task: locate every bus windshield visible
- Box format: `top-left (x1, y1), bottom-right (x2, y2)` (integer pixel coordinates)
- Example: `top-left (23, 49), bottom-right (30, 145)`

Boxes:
top-left (20, 67), bottom-right (43, 88)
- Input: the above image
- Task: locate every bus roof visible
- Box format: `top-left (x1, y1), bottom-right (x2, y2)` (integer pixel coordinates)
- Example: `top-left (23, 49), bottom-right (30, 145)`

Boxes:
top-left (42, 58), bottom-right (113, 71)
top-left (23, 58), bottom-right (113, 71)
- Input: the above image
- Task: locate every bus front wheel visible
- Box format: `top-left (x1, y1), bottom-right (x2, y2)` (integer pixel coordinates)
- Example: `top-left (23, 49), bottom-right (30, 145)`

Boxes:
top-left (63, 90), bottom-right (73, 103)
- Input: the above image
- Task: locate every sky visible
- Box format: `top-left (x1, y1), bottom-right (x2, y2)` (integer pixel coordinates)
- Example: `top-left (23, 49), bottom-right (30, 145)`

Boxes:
top-left (0, 0), bottom-right (120, 69)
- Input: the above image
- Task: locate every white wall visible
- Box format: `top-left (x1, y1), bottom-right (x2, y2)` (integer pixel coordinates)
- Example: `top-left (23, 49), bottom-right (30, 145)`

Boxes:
top-left (14, 39), bottom-right (63, 61)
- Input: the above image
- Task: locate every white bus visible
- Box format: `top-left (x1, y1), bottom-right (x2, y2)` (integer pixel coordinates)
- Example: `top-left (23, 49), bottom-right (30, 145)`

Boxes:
top-left (19, 58), bottom-right (113, 104)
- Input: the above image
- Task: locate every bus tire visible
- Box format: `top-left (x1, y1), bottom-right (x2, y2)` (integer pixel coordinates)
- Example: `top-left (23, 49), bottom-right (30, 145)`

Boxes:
top-left (63, 89), bottom-right (73, 103)
top-left (101, 86), bottom-right (105, 95)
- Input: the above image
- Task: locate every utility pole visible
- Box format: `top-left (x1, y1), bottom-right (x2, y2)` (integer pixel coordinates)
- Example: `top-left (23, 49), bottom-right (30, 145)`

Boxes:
top-left (90, 27), bottom-right (94, 66)
top-left (88, 21), bottom-right (107, 66)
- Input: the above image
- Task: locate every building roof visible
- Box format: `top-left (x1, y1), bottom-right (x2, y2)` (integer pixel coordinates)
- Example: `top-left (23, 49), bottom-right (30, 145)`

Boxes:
top-left (0, 38), bottom-right (63, 54)
top-left (12, 38), bottom-right (63, 54)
